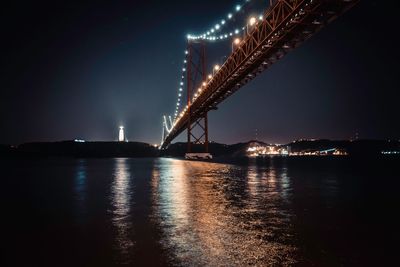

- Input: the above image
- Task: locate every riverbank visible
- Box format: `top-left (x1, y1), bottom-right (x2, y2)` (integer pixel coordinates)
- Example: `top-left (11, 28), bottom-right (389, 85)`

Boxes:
top-left (1, 139), bottom-right (399, 158)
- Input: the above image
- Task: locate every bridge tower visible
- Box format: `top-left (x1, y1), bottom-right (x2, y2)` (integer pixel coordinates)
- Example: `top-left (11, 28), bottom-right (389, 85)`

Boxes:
top-left (185, 40), bottom-right (212, 159)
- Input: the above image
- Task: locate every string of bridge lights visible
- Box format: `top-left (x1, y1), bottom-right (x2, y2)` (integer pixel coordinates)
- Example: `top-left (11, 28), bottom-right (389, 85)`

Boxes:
top-left (187, 0), bottom-right (253, 41)
top-left (172, 49), bottom-right (189, 122)
top-left (171, 0), bottom-right (265, 127)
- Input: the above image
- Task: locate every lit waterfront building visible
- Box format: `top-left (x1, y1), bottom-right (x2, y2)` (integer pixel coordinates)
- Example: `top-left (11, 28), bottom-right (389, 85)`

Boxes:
top-left (118, 126), bottom-right (125, 142)
top-left (289, 148), bottom-right (348, 156)
top-left (246, 142), bottom-right (347, 157)
top-left (247, 142), bottom-right (289, 157)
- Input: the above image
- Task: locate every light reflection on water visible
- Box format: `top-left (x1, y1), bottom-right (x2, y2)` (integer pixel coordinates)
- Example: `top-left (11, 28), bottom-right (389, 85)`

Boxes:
top-left (74, 159), bottom-right (87, 223)
top-left (3, 157), bottom-right (398, 266)
top-left (110, 158), bottom-right (134, 261)
top-left (152, 158), bottom-right (298, 266)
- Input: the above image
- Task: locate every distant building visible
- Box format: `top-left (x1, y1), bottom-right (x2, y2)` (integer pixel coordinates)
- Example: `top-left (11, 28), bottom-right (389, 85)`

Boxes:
top-left (247, 143), bottom-right (289, 157)
top-left (119, 126), bottom-right (125, 142)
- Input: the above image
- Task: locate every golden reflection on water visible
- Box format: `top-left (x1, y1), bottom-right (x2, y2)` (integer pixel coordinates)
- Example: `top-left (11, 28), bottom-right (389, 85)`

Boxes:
top-left (152, 158), bottom-right (298, 266)
top-left (111, 158), bottom-right (134, 259)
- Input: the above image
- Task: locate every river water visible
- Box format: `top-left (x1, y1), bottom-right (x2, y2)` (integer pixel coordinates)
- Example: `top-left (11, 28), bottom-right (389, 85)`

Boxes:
top-left (1, 157), bottom-right (398, 266)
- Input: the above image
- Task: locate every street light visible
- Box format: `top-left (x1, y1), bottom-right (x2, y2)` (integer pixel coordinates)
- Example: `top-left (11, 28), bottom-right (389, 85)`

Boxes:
top-left (247, 17), bottom-right (257, 34)
top-left (249, 17), bottom-right (257, 26)
top-left (232, 38), bottom-right (241, 52)
top-left (213, 65), bottom-right (220, 75)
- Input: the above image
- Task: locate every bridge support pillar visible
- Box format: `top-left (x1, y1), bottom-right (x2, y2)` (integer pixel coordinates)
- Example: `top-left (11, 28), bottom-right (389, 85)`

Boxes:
top-left (187, 114), bottom-right (209, 152)
top-left (185, 40), bottom-right (211, 159)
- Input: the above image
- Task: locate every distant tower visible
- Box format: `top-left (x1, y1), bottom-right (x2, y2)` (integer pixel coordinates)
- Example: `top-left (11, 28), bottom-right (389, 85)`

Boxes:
top-left (119, 126), bottom-right (125, 142)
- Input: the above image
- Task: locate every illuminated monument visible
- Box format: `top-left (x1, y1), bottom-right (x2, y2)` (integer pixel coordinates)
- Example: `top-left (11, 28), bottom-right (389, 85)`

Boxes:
top-left (118, 126), bottom-right (125, 142)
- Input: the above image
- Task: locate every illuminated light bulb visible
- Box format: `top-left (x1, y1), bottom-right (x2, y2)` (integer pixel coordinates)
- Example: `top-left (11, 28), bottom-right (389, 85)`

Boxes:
top-left (182, 68), bottom-right (186, 72)
top-left (211, 29), bottom-right (215, 33)
top-left (249, 17), bottom-right (257, 26)
top-left (185, 50), bottom-right (188, 54)
top-left (221, 20), bottom-right (226, 25)
top-left (208, 74), bottom-right (212, 79)
top-left (236, 5), bottom-right (241, 11)
top-left (234, 38), bottom-right (241, 45)
top-left (202, 82), bottom-right (207, 86)
top-left (215, 24), bottom-right (220, 30)
top-left (259, 15), bottom-right (263, 20)
top-left (179, 88), bottom-right (183, 91)
top-left (235, 29), bottom-right (240, 34)
top-left (228, 13), bottom-right (233, 19)
top-left (180, 82), bottom-right (183, 86)
top-left (214, 65), bottom-right (220, 71)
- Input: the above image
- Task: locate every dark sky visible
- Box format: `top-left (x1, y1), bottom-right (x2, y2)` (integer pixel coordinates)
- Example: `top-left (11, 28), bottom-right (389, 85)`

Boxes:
top-left (1, 0), bottom-right (398, 145)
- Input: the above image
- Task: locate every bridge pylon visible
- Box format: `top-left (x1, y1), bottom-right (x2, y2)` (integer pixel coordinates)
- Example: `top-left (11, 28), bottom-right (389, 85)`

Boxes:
top-left (185, 40), bottom-right (212, 159)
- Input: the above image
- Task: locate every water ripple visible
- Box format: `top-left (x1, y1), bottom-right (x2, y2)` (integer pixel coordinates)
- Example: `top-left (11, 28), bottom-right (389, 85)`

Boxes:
top-left (151, 158), bottom-right (298, 266)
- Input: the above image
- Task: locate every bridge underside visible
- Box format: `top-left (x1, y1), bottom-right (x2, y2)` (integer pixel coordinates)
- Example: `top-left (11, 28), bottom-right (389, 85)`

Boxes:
top-left (161, 0), bottom-right (358, 149)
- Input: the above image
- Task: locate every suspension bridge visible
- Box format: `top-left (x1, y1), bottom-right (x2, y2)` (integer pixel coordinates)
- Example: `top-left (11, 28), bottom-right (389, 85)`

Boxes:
top-left (160, 0), bottom-right (358, 158)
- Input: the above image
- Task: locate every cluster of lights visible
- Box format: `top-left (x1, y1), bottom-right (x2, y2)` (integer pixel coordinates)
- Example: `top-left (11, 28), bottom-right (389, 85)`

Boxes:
top-left (191, 77), bottom-right (212, 103)
top-left (187, 14), bottom-right (264, 41)
top-left (171, 77), bottom-right (212, 127)
top-left (187, 0), bottom-right (254, 41)
top-left (173, 49), bottom-right (189, 122)
top-left (187, 28), bottom-right (244, 41)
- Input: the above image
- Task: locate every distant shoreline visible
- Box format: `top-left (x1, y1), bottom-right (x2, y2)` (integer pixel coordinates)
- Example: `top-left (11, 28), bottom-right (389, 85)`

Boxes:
top-left (1, 139), bottom-right (399, 159)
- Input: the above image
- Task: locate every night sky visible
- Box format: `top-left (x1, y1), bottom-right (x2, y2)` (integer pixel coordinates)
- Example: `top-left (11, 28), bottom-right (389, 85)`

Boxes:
top-left (1, 0), bottom-right (398, 145)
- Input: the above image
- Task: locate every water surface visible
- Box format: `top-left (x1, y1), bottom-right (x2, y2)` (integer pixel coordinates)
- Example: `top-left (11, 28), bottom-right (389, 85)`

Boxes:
top-left (1, 157), bottom-right (398, 266)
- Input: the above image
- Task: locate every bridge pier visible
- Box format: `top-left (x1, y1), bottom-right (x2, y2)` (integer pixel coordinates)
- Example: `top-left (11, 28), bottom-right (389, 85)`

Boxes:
top-left (185, 40), bottom-right (212, 159)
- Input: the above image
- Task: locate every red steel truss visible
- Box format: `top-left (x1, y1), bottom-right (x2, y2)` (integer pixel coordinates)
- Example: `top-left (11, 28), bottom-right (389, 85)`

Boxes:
top-left (161, 0), bottom-right (358, 149)
top-left (186, 41), bottom-right (209, 153)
